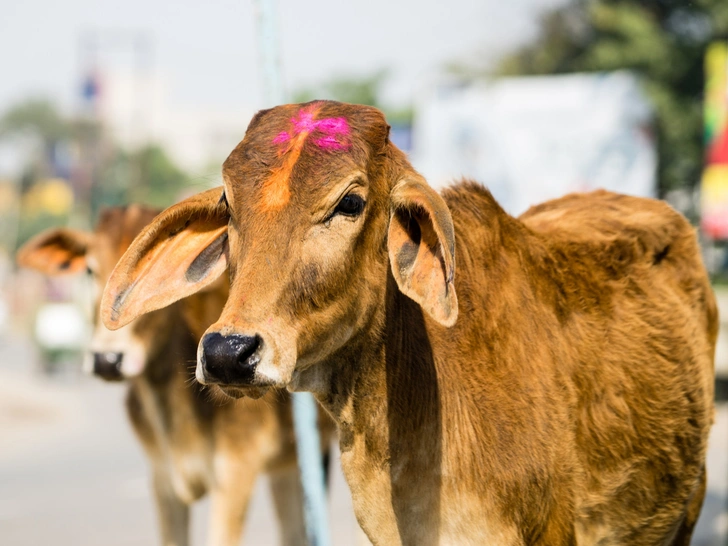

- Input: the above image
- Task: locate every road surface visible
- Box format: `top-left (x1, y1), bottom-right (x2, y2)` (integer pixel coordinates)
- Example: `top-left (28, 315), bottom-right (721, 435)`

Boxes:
top-left (0, 334), bottom-right (726, 545)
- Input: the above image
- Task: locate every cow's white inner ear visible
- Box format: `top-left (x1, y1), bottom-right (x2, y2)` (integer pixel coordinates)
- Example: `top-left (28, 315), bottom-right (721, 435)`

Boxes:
top-left (390, 208), bottom-right (427, 279)
top-left (186, 232), bottom-right (229, 283)
top-left (387, 178), bottom-right (458, 327)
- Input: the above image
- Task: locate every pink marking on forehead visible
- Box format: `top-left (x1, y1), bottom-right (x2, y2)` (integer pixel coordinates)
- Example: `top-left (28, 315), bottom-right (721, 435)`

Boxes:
top-left (260, 105), bottom-right (350, 212)
top-left (272, 106), bottom-right (351, 152)
top-left (273, 131), bottom-right (290, 144)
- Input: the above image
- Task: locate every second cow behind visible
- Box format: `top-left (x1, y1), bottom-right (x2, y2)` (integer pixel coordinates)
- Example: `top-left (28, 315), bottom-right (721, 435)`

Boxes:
top-left (17, 205), bottom-right (333, 546)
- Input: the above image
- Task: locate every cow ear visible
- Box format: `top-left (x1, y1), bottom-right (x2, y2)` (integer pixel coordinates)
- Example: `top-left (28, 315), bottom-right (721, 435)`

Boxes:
top-left (388, 177), bottom-right (458, 327)
top-left (101, 187), bottom-right (229, 330)
top-left (17, 228), bottom-right (91, 275)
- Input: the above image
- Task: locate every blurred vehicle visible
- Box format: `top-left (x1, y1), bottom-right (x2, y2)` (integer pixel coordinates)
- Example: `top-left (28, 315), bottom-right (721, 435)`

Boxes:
top-left (33, 301), bottom-right (88, 374)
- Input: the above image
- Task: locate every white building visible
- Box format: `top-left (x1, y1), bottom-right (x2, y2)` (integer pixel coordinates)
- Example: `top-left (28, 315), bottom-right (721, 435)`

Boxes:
top-left (93, 68), bottom-right (255, 173)
top-left (411, 71), bottom-right (657, 216)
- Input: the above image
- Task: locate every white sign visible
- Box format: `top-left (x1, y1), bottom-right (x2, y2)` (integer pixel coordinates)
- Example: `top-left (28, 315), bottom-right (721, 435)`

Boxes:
top-left (411, 72), bottom-right (657, 215)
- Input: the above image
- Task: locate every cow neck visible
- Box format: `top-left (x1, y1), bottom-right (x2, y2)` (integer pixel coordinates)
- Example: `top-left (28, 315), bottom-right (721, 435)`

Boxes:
top-left (317, 190), bottom-right (557, 462)
top-left (312, 271), bottom-right (439, 460)
top-left (128, 303), bottom-right (212, 442)
top-left (143, 307), bottom-right (192, 386)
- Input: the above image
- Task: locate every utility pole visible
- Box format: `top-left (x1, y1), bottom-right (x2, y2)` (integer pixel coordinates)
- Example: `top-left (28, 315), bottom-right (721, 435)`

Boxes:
top-left (252, 2), bottom-right (331, 545)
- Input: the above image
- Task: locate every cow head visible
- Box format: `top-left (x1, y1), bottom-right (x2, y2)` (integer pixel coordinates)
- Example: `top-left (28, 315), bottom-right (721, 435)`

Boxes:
top-left (17, 205), bottom-right (170, 381)
top-left (102, 101), bottom-right (457, 398)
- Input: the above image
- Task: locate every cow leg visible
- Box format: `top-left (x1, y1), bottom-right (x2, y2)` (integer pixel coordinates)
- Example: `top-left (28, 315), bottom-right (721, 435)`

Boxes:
top-left (152, 467), bottom-right (190, 546)
top-left (670, 466), bottom-right (707, 546)
top-left (269, 463), bottom-right (307, 546)
top-left (205, 456), bottom-right (258, 546)
top-left (269, 463), bottom-right (373, 546)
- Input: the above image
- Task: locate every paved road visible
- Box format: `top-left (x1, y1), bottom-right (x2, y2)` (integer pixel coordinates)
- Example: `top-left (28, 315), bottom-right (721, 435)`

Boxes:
top-left (0, 334), bottom-right (726, 545)
top-left (0, 336), bottom-right (363, 545)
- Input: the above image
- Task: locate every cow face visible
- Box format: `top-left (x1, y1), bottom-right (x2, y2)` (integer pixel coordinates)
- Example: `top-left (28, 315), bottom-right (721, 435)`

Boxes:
top-left (18, 206), bottom-right (167, 380)
top-left (102, 101), bottom-right (457, 398)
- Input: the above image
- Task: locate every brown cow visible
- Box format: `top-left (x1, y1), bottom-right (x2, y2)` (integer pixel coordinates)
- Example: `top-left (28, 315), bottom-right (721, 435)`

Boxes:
top-left (17, 205), bottom-right (333, 546)
top-left (101, 101), bottom-right (717, 545)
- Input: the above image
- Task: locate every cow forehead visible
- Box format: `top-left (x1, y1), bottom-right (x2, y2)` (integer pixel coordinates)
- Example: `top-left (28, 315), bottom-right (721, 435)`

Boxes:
top-left (92, 205), bottom-right (159, 269)
top-left (222, 101), bottom-right (386, 209)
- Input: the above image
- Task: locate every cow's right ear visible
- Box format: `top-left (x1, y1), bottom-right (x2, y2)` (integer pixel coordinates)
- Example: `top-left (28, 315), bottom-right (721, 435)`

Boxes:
top-left (388, 176), bottom-right (458, 327)
top-left (101, 187), bottom-right (229, 330)
top-left (17, 228), bottom-right (91, 275)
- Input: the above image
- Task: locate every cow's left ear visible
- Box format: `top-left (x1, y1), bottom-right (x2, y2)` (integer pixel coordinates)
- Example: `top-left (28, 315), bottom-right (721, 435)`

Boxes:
top-left (388, 177), bottom-right (458, 327)
top-left (17, 228), bottom-right (91, 275)
top-left (101, 187), bottom-right (229, 330)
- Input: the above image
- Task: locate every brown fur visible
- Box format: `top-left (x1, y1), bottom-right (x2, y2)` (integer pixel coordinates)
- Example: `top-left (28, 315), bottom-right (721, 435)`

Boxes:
top-left (101, 102), bottom-right (717, 545)
top-left (18, 205), bottom-right (334, 546)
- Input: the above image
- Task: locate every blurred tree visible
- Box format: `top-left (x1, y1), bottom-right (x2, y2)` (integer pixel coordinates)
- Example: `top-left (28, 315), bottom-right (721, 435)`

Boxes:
top-left (494, 0), bottom-right (728, 194)
top-left (0, 99), bottom-right (70, 142)
top-left (91, 144), bottom-right (191, 213)
top-left (0, 100), bottom-right (76, 248)
top-left (0, 99), bottom-right (191, 247)
top-left (131, 144), bottom-right (191, 207)
top-left (0, 99), bottom-right (72, 189)
top-left (89, 148), bottom-right (131, 216)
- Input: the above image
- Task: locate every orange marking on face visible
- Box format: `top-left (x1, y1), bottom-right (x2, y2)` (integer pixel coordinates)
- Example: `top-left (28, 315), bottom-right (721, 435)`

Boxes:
top-left (259, 104), bottom-right (322, 212)
top-left (260, 131), bottom-right (306, 210)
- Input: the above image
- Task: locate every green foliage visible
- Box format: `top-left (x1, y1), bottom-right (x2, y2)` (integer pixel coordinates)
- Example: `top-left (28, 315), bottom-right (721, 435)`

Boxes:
top-left (496, 0), bottom-right (728, 194)
top-left (89, 149), bottom-right (131, 216)
top-left (0, 99), bottom-right (70, 142)
top-left (0, 100), bottom-right (74, 187)
top-left (0, 99), bottom-right (193, 241)
top-left (132, 144), bottom-right (191, 207)
top-left (91, 144), bottom-right (191, 214)
top-left (16, 210), bottom-right (70, 250)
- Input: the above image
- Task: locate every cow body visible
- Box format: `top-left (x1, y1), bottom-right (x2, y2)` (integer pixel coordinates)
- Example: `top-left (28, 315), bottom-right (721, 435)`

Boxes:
top-left (101, 102), bottom-right (716, 546)
top-left (123, 295), bottom-right (309, 546)
top-left (18, 206), bottom-right (333, 546)
top-left (321, 184), bottom-right (716, 545)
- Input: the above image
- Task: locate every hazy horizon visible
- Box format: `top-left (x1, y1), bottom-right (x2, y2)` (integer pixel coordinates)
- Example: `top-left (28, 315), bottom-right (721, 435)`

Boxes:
top-left (0, 0), bottom-right (566, 115)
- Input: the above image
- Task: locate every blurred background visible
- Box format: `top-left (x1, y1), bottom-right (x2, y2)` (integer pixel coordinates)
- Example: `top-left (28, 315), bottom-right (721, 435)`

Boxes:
top-left (1, 0), bottom-right (727, 544)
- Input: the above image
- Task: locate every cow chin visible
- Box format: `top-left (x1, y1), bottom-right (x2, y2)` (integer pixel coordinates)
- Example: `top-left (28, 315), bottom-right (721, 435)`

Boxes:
top-left (218, 385), bottom-right (270, 400)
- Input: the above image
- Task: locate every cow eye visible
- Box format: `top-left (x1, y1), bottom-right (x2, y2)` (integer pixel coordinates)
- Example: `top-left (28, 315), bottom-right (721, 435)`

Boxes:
top-left (333, 194), bottom-right (365, 217)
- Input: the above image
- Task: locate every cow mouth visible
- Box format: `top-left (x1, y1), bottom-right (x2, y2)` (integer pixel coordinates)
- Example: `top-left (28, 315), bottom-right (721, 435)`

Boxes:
top-left (218, 385), bottom-right (270, 400)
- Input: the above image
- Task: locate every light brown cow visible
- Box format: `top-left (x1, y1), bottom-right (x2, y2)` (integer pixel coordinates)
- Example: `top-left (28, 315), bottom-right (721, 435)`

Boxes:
top-left (101, 101), bottom-right (717, 545)
top-left (17, 205), bottom-right (333, 546)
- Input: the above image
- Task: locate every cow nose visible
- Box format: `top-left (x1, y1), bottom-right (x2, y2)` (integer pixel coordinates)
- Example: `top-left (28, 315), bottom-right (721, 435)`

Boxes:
top-left (93, 352), bottom-right (124, 381)
top-left (201, 333), bottom-right (261, 385)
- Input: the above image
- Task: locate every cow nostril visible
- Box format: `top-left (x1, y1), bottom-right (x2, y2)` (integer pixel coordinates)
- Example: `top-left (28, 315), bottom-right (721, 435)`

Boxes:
top-left (93, 352), bottom-right (124, 367)
top-left (201, 333), bottom-right (261, 385)
top-left (236, 335), bottom-right (261, 366)
top-left (104, 352), bottom-right (122, 365)
top-left (93, 352), bottom-right (124, 381)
